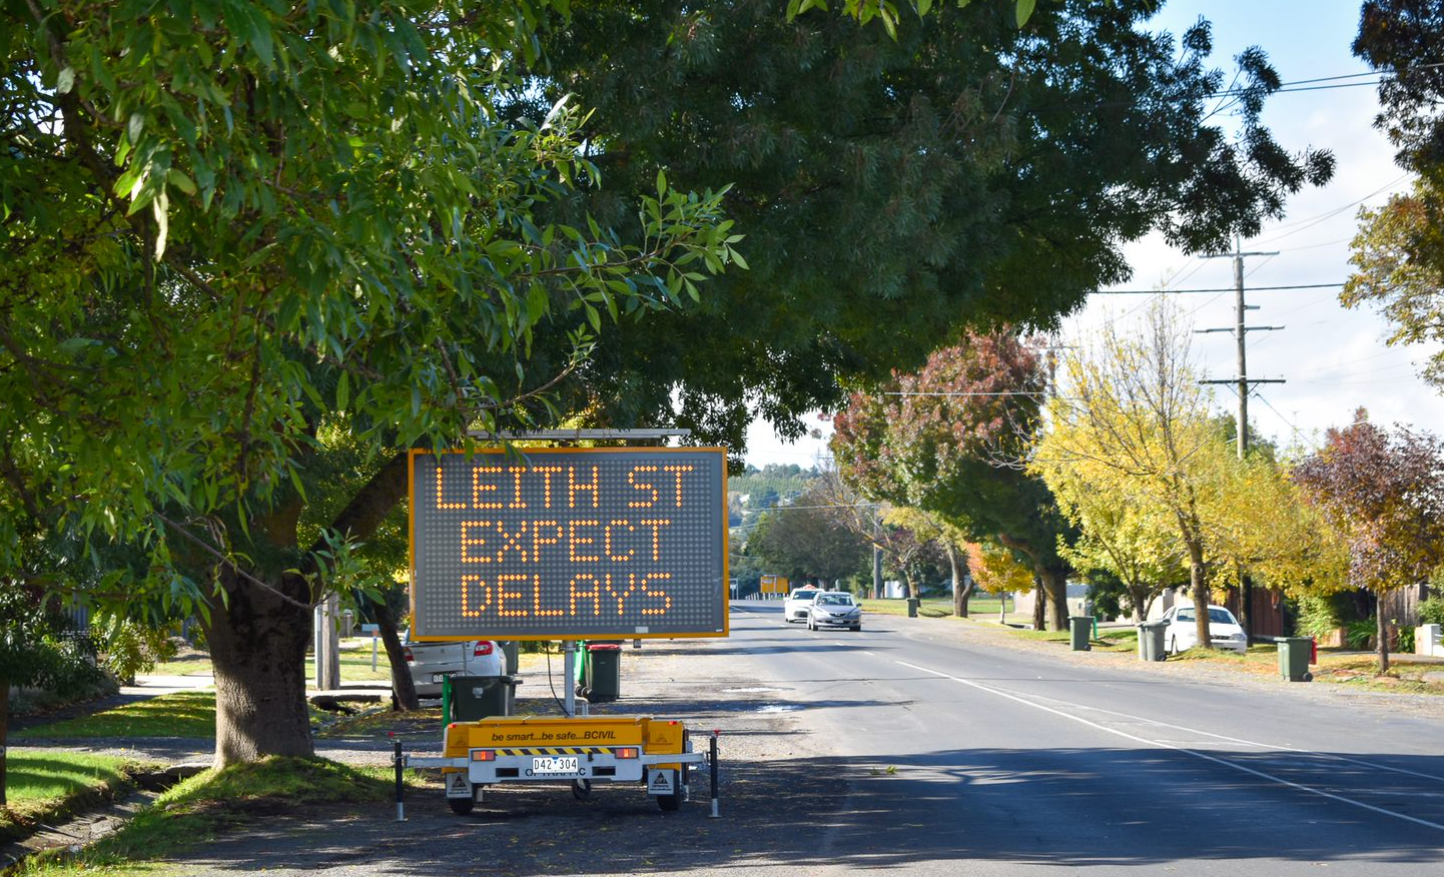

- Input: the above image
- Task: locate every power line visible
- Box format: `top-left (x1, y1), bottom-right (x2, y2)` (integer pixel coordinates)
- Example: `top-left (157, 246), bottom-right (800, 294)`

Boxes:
top-left (1096, 282), bottom-right (1343, 295)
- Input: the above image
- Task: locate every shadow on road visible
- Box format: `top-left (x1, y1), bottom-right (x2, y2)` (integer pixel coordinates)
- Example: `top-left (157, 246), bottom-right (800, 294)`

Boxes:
top-left (165, 745), bottom-right (1444, 875)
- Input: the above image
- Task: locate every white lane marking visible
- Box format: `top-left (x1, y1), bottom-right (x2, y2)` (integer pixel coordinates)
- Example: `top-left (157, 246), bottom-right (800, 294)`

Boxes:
top-left (862, 651), bottom-right (877, 656)
top-left (896, 660), bottom-right (1444, 834)
top-left (1018, 688), bottom-right (1444, 784)
top-left (835, 641), bottom-right (848, 647)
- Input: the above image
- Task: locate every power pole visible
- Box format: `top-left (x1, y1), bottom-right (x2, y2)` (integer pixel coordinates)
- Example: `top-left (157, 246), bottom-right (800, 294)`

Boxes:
top-left (1198, 237), bottom-right (1284, 458)
top-left (1198, 237), bottom-right (1283, 643)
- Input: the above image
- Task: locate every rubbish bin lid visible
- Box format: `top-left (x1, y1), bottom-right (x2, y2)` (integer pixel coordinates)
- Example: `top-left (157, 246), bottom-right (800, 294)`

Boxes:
top-left (587, 643), bottom-right (623, 651)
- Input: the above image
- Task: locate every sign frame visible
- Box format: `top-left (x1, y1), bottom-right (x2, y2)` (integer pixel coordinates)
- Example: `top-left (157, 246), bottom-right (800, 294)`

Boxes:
top-left (407, 446), bottom-right (730, 642)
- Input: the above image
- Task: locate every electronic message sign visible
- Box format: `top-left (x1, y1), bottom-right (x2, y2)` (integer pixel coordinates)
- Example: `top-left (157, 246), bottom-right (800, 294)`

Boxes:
top-left (409, 448), bottom-right (728, 640)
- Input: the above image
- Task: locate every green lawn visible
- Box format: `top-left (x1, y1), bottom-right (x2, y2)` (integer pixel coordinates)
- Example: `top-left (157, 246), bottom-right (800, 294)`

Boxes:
top-left (860, 597), bottom-right (1005, 618)
top-left (17, 757), bottom-right (419, 876)
top-left (1, 753), bottom-right (137, 842)
top-left (157, 640), bottom-right (397, 684)
top-left (16, 691), bottom-right (217, 740)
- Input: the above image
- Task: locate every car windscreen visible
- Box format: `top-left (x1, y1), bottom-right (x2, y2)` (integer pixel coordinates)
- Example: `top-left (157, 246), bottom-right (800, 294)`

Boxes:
top-left (1175, 610), bottom-right (1193, 622)
top-left (789, 591), bottom-right (818, 601)
top-left (816, 595), bottom-right (853, 606)
top-left (1208, 608), bottom-right (1236, 624)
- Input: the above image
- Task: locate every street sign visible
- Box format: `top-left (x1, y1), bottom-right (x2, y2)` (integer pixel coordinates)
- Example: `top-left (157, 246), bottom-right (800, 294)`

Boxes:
top-left (409, 448), bottom-right (728, 640)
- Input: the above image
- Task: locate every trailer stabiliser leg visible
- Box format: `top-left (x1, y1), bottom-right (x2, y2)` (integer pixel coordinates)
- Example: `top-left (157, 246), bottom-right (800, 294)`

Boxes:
top-left (709, 731), bottom-right (720, 819)
top-left (392, 734), bottom-right (406, 822)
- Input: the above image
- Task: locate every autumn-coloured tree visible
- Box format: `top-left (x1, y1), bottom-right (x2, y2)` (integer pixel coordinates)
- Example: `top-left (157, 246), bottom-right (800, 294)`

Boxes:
top-left (832, 332), bottom-right (1076, 629)
top-left (1035, 455), bottom-right (1185, 623)
top-left (964, 538), bottom-right (1036, 621)
top-left (1293, 410), bottom-right (1444, 672)
top-left (1038, 301), bottom-right (1227, 648)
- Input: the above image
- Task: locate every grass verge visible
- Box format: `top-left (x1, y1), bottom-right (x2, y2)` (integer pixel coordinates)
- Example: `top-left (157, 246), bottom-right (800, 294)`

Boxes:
top-left (16, 757), bottom-right (415, 876)
top-left (1, 753), bottom-right (141, 843)
top-left (16, 691), bottom-right (217, 740)
top-left (1006, 627), bottom-right (1141, 653)
top-left (17, 691), bottom-right (337, 740)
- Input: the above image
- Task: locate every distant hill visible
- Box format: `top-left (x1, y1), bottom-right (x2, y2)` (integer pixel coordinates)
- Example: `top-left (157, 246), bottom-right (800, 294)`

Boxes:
top-left (730, 464), bottom-right (821, 510)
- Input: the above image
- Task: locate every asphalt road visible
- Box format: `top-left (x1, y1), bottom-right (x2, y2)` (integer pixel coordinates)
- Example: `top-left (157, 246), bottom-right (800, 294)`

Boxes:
top-left (725, 600), bottom-right (1444, 875)
top-left (141, 601), bottom-right (1444, 876)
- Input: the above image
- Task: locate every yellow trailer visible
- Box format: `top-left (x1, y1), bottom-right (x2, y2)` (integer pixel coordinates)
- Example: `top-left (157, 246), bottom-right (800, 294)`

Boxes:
top-left (404, 715), bottom-right (712, 814)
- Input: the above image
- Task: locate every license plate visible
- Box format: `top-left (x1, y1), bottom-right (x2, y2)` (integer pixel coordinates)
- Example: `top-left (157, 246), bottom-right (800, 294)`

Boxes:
top-left (532, 756), bottom-right (579, 776)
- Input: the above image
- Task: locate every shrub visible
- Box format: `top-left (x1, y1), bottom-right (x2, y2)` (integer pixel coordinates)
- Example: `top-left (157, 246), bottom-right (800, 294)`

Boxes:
top-left (1418, 596), bottom-right (1444, 627)
top-left (1344, 618), bottom-right (1376, 650)
top-left (1295, 595), bottom-right (1343, 638)
top-left (1397, 625), bottom-right (1416, 653)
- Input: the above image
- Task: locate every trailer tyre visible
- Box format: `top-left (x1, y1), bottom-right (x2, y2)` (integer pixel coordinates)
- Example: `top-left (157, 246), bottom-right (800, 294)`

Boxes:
top-left (657, 788), bottom-right (683, 812)
top-left (448, 795), bottom-right (475, 815)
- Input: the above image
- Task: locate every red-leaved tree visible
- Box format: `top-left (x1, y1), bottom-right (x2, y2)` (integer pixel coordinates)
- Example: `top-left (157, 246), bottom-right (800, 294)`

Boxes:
top-left (1293, 409), bottom-right (1444, 672)
top-left (832, 332), bottom-right (1075, 630)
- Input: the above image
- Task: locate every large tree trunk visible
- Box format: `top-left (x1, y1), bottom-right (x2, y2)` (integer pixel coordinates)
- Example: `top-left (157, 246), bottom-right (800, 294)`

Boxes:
top-left (946, 544), bottom-right (974, 617)
top-left (1186, 540), bottom-right (1212, 649)
top-left (205, 568), bottom-right (315, 767)
top-left (1039, 567), bottom-right (1068, 631)
top-left (1, 679), bottom-right (9, 806)
top-left (371, 593), bottom-right (419, 710)
top-left (1377, 604), bottom-right (1390, 674)
top-left (1032, 577), bottom-right (1046, 631)
top-left (1126, 585), bottom-right (1147, 623)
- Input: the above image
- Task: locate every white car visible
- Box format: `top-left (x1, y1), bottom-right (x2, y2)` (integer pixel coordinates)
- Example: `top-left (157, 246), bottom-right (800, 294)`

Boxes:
top-left (807, 592), bottom-right (863, 631)
top-left (783, 588), bottom-right (821, 623)
top-left (1161, 605), bottom-right (1247, 655)
top-left (402, 631), bottom-right (505, 697)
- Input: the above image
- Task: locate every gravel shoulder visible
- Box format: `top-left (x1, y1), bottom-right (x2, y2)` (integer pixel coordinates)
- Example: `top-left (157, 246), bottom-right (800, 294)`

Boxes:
top-left (115, 638), bottom-right (851, 877)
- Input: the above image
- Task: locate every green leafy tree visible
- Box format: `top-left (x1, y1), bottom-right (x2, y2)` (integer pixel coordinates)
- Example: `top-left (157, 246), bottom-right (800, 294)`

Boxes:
top-left (748, 485), bottom-right (871, 585)
top-left (4, 1), bottom-right (739, 765)
top-left (516, 1), bottom-right (1333, 443)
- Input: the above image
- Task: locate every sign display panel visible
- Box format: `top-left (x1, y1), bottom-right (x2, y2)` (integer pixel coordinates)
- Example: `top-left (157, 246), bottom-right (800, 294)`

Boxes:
top-left (409, 448), bottom-right (728, 640)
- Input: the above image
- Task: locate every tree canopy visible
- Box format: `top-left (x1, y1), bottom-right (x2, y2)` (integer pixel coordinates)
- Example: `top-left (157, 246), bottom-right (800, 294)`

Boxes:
top-left (4, 0), bottom-right (740, 765)
top-left (514, 0), bottom-right (1334, 442)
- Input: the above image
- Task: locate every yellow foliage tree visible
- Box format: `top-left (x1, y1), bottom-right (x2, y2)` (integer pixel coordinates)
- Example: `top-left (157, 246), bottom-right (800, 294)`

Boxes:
top-left (1037, 300), bottom-right (1232, 648)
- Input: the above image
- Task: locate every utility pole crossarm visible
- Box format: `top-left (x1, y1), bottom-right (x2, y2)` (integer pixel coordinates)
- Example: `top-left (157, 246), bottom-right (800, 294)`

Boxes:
top-left (1195, 237), bottom-right (1285, 459)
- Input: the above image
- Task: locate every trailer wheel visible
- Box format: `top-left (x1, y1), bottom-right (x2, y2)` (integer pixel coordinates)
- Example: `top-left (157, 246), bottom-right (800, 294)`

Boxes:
top-left (657, 788), bottom-right (683, 812)
top-left (448, 795), bottom-right (475, 815)
top-left (571, 779), bottom-right (592, 801)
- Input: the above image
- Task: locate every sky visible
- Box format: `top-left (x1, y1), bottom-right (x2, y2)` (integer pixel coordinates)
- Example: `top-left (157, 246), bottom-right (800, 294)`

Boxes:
top-left (743, 0), bottom-right (1435, 468)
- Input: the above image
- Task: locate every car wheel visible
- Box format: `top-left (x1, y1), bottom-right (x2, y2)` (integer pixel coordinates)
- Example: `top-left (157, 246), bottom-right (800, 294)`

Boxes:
top-left (449, 795), bottom-right (475, 816)
top-left (851, 625), bottom-right (862, 632)
top-left (807, 618), bottom-right (815, 631)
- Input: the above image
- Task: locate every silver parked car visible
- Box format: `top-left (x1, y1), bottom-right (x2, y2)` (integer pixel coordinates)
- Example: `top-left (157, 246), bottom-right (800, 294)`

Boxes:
top-left (807, 592), bottom-right (863, 631)
top-left (402, 631), bottom-right (505, 697)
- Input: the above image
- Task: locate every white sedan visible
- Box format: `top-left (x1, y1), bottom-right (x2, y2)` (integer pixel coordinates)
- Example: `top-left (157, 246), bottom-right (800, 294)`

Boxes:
top-left (1162, 605), bottom-right (1248, 655)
